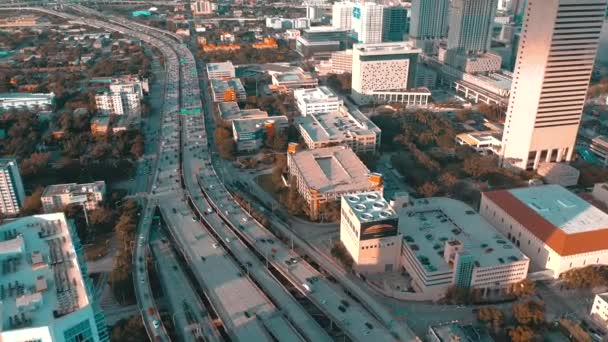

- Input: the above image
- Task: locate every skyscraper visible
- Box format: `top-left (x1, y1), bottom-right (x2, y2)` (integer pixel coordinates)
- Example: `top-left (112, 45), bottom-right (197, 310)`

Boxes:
top-left (382, 5), bottom-right (408, 42)
top-left (410, 0), bottom-right (450, 52)
top-left (332, 1), bottom-right (353, 30)
top-left (447, 0), bottom-right (498, 54)
top-left (0, 158), bottom-right (25, 215)
top-left (500, 0), bottom-right (608, 170)
top-left (351, 2), bottom-right (384, 44)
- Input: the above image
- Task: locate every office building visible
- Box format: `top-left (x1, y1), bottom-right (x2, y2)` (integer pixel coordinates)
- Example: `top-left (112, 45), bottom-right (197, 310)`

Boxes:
top-left (95, 90), bottom-right (140, 116)
top-left (217, 102), bottom-right (268, 123)
top-left (500, 0), bottom-right (608, 170)
top-left (351, 2), bottom-right (384, 44)
top-left (481, 185), bottom-right (608, 278)
top-left (210, 79), bottom-right (246, 102)
top-left (296, 26), bottom-right (350, 59)
top-left (591, 293), bottom-right (608, 326)
top-left (400, 197), bottom-right (529, 296)
top-left (0, 93), bottom-right (55, 111)
top-left (294, 86), bottom-right (343, 116)
top-left (206, 62), bottom-right (236, 80)
top-left (232, 116), bottom-right (288, 152)
top-left (0, 158), bottom-right (25, 216)
top-left (340, 192), bottom-right (402, 274)
top-left (287, 146), bottom-right (383, 220)
top-left (330, 49), bottom-right (353, 74)
top-left (332, 1), bottom-right (353, 30)
top-left (410, 0), bottom-right (450, 53)
top-left (296, 105), bottom-right (381, 153)
top-left (41, 182), bottom-right (106, 213)
top-left (383, 5), bottom-right (407, 42)
top-left (351, 42), bottom-right (430, 105)
top-left (447, 0), bottom-right (498, 54)
top-left (0, 213), bottom-right (109, 342)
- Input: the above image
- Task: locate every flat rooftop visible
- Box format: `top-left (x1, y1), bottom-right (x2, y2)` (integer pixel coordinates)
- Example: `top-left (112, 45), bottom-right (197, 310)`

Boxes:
top-left (0, 213), bottom-right (90, 332)
top-left (233, 116), bottom-right (288, 135)
top-left (218, 102), bottom-right (268, 122)
top-left (296, 106), bottom-right (380, 143)
top-left (289, 146), bottom-right (376, 194)
top-left (42, 181), bottom-right (105, 197)
top-left (343, 192), bottom-right (397, 222)
top-left (484, 185), bottom-right (608, 256)
top-left (400, 197), bottom-right (527, 274)
top-left (294, 86), bottom-right (341, 104)
top-left (353, 42), bottom-right (420, 55)
top-left (207, 61), bottom-right (235, 73)
top-left (210, 78), bottom-right (245, 94)
top-left (273, 72), bottom-right (317, 84)
top-left (304, 26), bottom-right (349, 33)
top-left (0, 93), bottom-right (55, 100)
top-left (456, 130), bottom-right (502, 146)
top-left (429, 324), bottom-right (494, 342)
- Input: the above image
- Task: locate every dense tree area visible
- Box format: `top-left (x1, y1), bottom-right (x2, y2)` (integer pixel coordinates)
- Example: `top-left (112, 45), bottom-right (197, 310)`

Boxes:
top-left (331, 241), bottom-right (353, 269)
top-left (281, 179), bottom-right (309, 218)
top-left (561, 265), bottom-right (608, 289)
top-left (326, 73), bottom-right (352, 94)
top-left (575, 161), bottom-right (608, 188)
top-left (508, 325), bottom-right (535, 342)
top-left (477, 306), bottom-right (504, 334)
top-left (245, 94), bottom-right (294, 118)
top-left (512, 300), bottom-right (545, 326)
top-left (477, 103), bottom-right (506, 123)
top-left (214, 126), bottom-right (235, 160)
top-left (198, 43), bottom-right (298, 65)
top-left (110, 315), bottom-right (150, 342)
top-left (21, 187), bottom-right (44, 216)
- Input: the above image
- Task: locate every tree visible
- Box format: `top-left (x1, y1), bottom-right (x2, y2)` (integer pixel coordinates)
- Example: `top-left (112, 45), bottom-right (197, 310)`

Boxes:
top-left (439, 172), bottom-right (458, 191)
top-left (463, 155), bottom-right (498, 179)
top-left (111, 316), bottom-right (150, 342)
top-left (512, 300), bottom-right (545, 326)
top-left (331, 241), bottom-right (353, 269)
top-left (130, 135), bottom-right (144, 158)
top-left (418, 181), bottom-right (439, 198)
top-left (561, 265), bottom-right (608, 289)
top-left (510, 279), bottom-right (536, 298)
top-left (214, 126), bottom-right (235, 160)
top-left (508, 325), bottom-right (535, 342)
top-left (477, 306), bottom-right (504, 334)
top-left (19, 152), bottom-right (51, 179)
top-left (357, 152), bottom-right (379, 171)
top-left (21, 187), bottom-right (44, 215)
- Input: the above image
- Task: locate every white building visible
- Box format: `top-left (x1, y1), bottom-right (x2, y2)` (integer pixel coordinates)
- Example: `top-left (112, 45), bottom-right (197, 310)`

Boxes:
top-left (232, 116), bottom-right (288, 152)
top-left (191, 0), bottom-right (214, 15)
top-left (0, 158), bottom-right (25, 216)
top-left (351, 2), bottom-right (384, 44)
top-left (332, 1), bottom-right (353, 30)
top-left (481, 184), bottom-right (608, 278)
top-left (455, 130), bottom-right (502, 155)
top-left (0, 213), bottom-right (108, 342)
top-left (340, 192), bottom-right (402, 274)
top-left (591, 293), bottom-right (608, 327)
top-left (500, 0), bottom-right (608, 170)
top-left (287, 145), bottom-right (383, 220)
top-left (206, 62), bottom-right (236, 80)
top-left (296, 105), bottom-right (381, 153)
top-left (0, 93), bottom-right (55, 110)
top-left (294, 86), bottom-right (343, 116)
top-left (351, 42), bottom-right (430, 105)
top-left (400, 197), bottom-right (529, 296)
top-left (41, 181), bottom-right (106, 213)
top-left (95, 90), bottom-right (140, 116)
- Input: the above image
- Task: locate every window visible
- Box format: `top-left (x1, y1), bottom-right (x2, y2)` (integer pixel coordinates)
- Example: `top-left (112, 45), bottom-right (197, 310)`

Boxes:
top-left (64, 320), bottom-right (94, 342)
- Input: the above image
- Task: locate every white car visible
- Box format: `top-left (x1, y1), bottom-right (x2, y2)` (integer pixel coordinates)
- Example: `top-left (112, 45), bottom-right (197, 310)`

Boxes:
top-left (152, 319), bottom-right (160, 329)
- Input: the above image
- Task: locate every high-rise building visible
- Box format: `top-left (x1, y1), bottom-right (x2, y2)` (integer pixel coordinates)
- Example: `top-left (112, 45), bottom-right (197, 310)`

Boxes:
top-left (382, 5), bottom-right (407, 42)
top-left (410, 0), bottom-right (449, 52)
top-left (447, 0), bottom-right (498, 54)
top-left (332, 1), bottom-right (353, 30)
top-left (351, 2), bottom-right (384, 44)
top-left (500, 0), bottom-right (608, 170)
top-left (0, 158), bottom-right (25, 216)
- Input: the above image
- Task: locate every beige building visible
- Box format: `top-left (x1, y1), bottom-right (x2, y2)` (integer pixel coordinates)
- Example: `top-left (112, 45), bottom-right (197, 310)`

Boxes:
top-left (287, 146), bottom-right (383, 220)
top-left (591, 293), bottom-right (608, 327)
top-left (481, 185), bottom-right (608, 278)
top-left (41, 181), bottom-right (106, 213)
top-left (500, 0), bottom-right (608, 170)
top-left (330, 50), bottom-right (353, 74)
top-left (340, 192), bottom-right (402, 274)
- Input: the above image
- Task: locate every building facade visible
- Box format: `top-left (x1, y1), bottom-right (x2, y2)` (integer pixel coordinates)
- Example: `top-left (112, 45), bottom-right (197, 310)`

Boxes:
top-left (210, 79), bottom-right (247, 102)
top-left (41, 181), bottom-right (106, 213)
top-left (481, 185), bottom-right (608, 278)
top-left (382, 6), bottom-right (407, 42)
top-left (591, 293), bottom-right (608, 326)
top-left (206, 62), bottom-right (236, 80)
top-left (332, 1), bottom-right (353, 30)
top-left (232, 116), bottom-right (288, 152)
top-left (0, 213), bottom-right (109, 342)
top-left (330, 50), bottom-right (353, 74)
top-left (0, 158), bottom-right (25, 216)
top-left (500, 0), bottom-right (608, 170)
top-left (294, 86), bottom-right (343, 116)
top-left (447, 0), bottom-right (498, 54)
top-left (351, 2), bottom-right (384, 44)
top-left (410, 0), bottom-right (450, 53)
top-left (0, 93), bottom-right (55, 110)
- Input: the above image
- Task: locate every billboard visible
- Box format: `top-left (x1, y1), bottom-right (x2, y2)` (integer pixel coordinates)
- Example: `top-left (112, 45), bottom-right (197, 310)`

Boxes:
top-left (360, 218), bottom-right (398, 240)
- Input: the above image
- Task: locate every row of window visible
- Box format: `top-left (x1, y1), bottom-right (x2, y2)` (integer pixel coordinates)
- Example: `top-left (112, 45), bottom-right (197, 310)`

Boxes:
top-left (361, 241), bottom-right (396, 250)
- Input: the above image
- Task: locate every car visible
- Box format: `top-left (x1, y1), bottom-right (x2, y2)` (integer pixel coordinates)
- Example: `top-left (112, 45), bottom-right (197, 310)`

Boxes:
top-left (338, 305), bottom-right (346, 313)
top-left (192, 216), bottom-right (197, 221)
top-left (242, 217), bottom-right (249, 223)
top-left (320, 299), bottom-right (327, 305)
top-left (267, 239), bottom-right (275, 244)
top-left (152, 319), bottom-right (160, 329)
top-left (225, 237), bottom-right (231, 243)
top-left (212, 243), bottom-right (219, 249)
top-left (365, 322), bottom-right (373, 330)
top-left (340, 299), bottom-right (350, 308)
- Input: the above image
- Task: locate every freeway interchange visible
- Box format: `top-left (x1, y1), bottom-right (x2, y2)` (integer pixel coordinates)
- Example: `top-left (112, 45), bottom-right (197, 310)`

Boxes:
top-left (5, 4), bottom-right (419, 342)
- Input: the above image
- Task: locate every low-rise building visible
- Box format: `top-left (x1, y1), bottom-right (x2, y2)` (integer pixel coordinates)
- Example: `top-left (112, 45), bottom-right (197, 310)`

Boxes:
top-left (41, 181), bottom-right (106, 213)
top-left (0, 213), bottom-right (108, 342)
top-left (206, 61), bottom-right (236, 80)
top-left (210, 78), bottom-right (246, 102)
top-left (400, 197), bottom-right (529, 296)
top-left (455, 130), bottom-right (502, 155)
top-left (589, 135), bottom-right (608, 167)
top-left (428, 323), bottom-right (494, 342)
top-left (294, 86), bottom-right (343, 116)
top-left (481, 185), bottom-right (608, 278)
top-left (232, 116), bottom-right (288, 152)
top-left (95, 81), bottom-right (142, 117)
top-left (591, 293), bottom-right (608, 327)
top-left (90, 116), bottom-right (110, 135)
top-left (253, 38), bottom-right (278, 49)
top-left (340, 192), bottom-right (402, 274)
top-left (330, 50), bottom-right (353, 74)
top-left (296, 105), bottom-right (380, 153)
top-left (271, 70), bottom-right (318, 92)
top-left (217, 102), bottom-right (268, 123)
top-left (287, 145), bottom-right (383, 220)
top-left (0, 93), bottom-right (55, 111)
